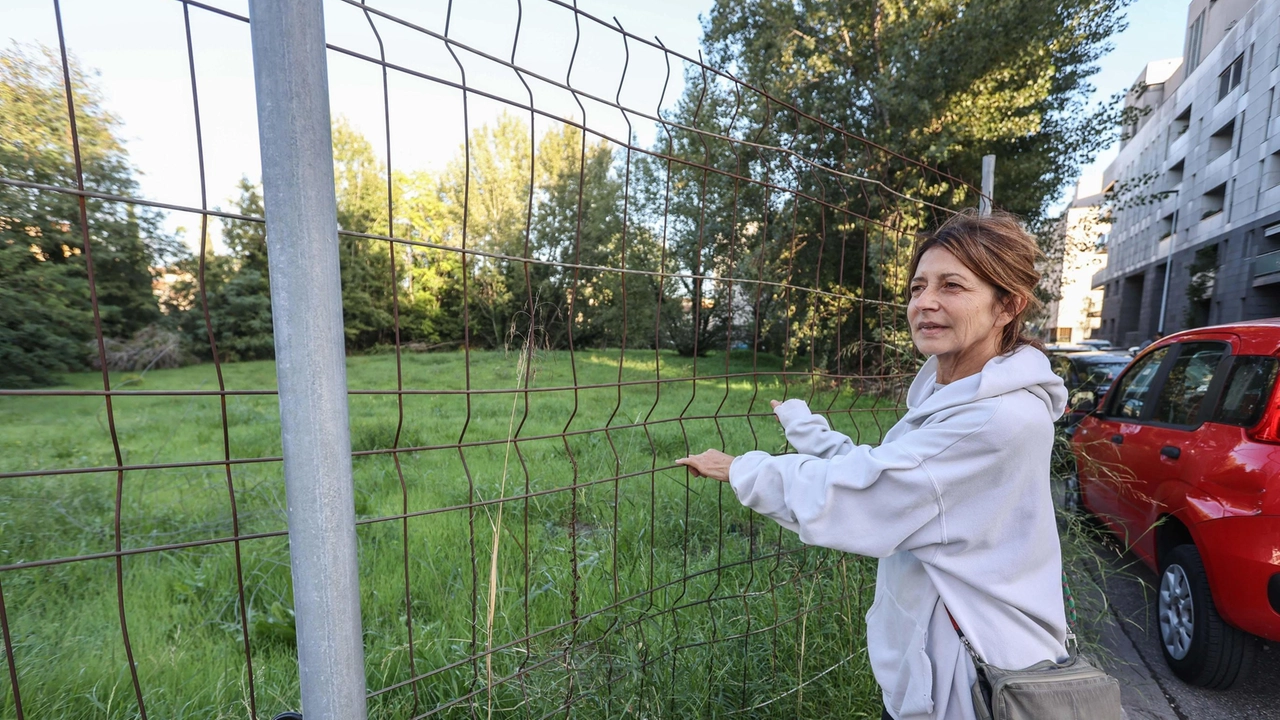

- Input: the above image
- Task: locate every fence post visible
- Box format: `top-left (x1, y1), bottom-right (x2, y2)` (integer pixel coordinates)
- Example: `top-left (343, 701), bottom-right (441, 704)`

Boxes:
top-left (979, 154), bottom-right (996, 217)
top-left (247, 2), bottom-right (369, 719)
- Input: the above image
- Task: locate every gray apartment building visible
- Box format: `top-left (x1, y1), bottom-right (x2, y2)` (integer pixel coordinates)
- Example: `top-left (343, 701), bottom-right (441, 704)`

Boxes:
top-left (1095, 0), bottom-right (1280, 347)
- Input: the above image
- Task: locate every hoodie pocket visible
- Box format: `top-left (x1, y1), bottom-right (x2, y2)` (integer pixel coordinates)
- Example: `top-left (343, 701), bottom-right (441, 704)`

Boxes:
top-left (866, 591), bottom-right (935, 717)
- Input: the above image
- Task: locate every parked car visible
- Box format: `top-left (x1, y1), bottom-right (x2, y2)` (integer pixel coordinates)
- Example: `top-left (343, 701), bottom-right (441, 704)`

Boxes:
top-left (1078, 339), bottom-right (1115, 351)
top-left (1048, 351), bottom-right (1133, 426)
top-left (1044, 343), bottom-right (1093, 355)
top-left (1067, 319), bottom-right (1280, 689)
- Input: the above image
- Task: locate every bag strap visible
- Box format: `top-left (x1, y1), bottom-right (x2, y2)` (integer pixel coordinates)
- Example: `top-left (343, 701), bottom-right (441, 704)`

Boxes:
top-left (945, 606), bottom-right (986, 667)
top-left (945, 571), bottom-right (1081, 665)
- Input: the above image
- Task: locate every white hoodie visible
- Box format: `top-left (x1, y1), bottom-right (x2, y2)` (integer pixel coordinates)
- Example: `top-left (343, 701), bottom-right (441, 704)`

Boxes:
top-left (728, 345), bottom-right (1070, 720)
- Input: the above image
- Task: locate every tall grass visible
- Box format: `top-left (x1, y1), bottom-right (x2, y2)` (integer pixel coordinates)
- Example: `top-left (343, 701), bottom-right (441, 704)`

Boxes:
top-left (0, 349), bottom-right (903, 719)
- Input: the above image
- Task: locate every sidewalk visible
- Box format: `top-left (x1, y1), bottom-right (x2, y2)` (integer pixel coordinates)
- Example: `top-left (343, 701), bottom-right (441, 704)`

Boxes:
top-left (1093, 596), bottom-right (1179, 720)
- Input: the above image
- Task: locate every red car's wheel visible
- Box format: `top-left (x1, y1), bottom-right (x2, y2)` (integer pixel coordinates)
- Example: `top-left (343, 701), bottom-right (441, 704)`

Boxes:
top-left (1158, 544), bottom-right (1256, 689)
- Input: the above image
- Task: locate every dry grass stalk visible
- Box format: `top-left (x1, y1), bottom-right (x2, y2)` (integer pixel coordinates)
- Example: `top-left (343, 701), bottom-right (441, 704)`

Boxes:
top-left (485, 320), bottom-right (538, 719)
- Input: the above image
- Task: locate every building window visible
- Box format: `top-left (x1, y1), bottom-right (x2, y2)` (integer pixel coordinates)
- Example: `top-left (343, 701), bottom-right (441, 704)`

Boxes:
top-left (1056, 328), bottom-right (1073, 343)
top-left (1186, 11), bottom-right (1206, 76)
top-left (1219, 54), bottom-right (1245, 100)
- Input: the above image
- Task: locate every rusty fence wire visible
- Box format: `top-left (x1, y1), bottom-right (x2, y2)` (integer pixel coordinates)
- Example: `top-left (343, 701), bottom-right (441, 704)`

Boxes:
top-left (0, 0), bottom-right (984, 717)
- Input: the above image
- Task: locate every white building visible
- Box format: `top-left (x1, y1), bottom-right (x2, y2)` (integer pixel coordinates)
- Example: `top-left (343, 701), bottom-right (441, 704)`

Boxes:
top-left (1043, 176), bottom-right (1109, 344)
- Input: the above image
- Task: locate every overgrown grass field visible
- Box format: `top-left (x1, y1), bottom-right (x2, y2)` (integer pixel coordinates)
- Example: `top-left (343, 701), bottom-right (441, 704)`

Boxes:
top-left (0, 349), bottom-right (907, 719)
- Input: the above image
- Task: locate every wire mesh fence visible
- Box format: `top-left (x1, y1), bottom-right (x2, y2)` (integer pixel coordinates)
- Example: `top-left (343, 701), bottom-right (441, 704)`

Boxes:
top-left (0, 0), bottom-right (983, 717)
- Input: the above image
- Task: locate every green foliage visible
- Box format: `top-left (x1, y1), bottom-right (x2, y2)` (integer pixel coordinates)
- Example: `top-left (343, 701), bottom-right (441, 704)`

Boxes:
top-left (0, 43), bottom-right (179, 387)
top-left (0, 240), bottom-right (91, 387)
top-left (171, 178), bottom-right (276, 362)
top-left (699, 0), bottom-right (1131, 219)
top-left (333, 117), bottom-right (397, 349)
top-left (531, 122), bottom-right (659, 350)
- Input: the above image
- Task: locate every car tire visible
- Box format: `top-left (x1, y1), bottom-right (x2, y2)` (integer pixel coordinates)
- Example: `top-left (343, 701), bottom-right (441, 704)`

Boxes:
top-left (1158, 544), bottom-right (1256, 689)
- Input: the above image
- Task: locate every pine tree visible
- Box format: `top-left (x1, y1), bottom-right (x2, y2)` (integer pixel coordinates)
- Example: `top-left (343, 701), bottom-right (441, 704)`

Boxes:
top-left (0, 43), bottom-right (179, 386)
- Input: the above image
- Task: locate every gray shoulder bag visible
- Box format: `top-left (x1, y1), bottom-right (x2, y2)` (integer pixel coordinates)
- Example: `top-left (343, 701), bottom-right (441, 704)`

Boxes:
top-left (948, 609), bottom-right (1123, 720)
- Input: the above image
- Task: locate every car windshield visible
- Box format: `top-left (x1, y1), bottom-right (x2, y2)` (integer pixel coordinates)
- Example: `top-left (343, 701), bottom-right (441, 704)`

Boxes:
top-left (1078, 360), bottom-right (1129, 386)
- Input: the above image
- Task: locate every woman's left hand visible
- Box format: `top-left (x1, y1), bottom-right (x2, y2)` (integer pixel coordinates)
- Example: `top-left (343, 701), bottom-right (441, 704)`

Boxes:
top-left (675, 449), bottom-right (734, 482)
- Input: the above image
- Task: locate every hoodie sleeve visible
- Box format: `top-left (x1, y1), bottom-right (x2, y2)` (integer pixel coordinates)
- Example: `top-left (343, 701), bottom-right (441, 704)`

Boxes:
top-left (729, 400), bottom-right (1000, 559)
top-left (773, 398), bottom-right (856, 459)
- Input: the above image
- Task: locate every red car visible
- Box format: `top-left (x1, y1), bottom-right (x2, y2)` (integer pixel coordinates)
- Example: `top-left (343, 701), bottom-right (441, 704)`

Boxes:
top-left (1068, 319), bottom-right (1280, 689)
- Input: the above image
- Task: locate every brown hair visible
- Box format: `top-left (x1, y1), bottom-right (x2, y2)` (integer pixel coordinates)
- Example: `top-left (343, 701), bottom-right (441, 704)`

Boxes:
top-left (907, 208), bottom-right (1043, 355)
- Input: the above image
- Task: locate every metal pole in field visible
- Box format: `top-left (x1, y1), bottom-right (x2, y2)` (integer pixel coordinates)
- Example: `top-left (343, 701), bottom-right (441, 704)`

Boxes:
top-left (979, 154), bottom-right (996, 217)
top-left (247, 2), bottom-right (368, 719)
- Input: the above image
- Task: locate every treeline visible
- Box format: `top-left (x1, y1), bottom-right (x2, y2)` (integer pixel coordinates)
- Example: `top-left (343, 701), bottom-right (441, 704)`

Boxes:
top-left (1, 46), bottom-right (936, 389)
top-left (3, 0), bottom-right (1130, 388)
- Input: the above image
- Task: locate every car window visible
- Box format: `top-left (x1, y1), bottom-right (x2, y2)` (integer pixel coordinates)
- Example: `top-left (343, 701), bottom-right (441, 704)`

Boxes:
top-left (1108, 347), bottom-right (1170, 419)
top-left (1152, 342), bottom-right (1228, 426)
top-left (1211, 356), bottom-right (1279, 427)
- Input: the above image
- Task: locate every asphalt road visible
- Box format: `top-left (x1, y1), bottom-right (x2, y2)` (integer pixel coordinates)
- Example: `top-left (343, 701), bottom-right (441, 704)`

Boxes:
top-left (1090, 537), bottom-right (1280, 720)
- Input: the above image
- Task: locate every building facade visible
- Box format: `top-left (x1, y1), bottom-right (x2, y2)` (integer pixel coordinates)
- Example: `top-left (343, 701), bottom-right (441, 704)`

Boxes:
top-left (1094, 0), bottom-right (1280, 347)
top-left (1043, 177), bottom-right (1109, 344)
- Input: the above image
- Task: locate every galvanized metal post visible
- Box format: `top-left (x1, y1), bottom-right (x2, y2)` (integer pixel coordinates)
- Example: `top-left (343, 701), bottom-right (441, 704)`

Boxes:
top-left (1157, 214), bottom-right (1176, 334)
top-left (979, 154), bottom-right (996, 217)
top-left (248, 2), bottom-right (368, 718)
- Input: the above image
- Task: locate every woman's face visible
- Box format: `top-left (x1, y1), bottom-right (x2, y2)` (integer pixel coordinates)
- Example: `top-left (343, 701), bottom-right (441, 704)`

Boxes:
top-left (907, 247), bottom-right (1013, 364)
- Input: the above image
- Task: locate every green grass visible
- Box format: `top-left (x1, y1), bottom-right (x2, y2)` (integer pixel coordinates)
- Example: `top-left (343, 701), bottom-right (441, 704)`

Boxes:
top-left (0, 349), bottom-right (905, 719)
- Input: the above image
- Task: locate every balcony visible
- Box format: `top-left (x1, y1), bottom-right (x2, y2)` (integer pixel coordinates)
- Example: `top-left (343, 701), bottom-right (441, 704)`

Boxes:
top-left (1255, 249), bottom-right (1280, 286)
top-left (1201, 148), bottom-right (1233, 189)
top-left (1208, 95), bottom-right (1240, 137)
top-left (1168, 127), bottom-right (1191, 160)
top-left (1157, 192), bottom-right (1181, 219)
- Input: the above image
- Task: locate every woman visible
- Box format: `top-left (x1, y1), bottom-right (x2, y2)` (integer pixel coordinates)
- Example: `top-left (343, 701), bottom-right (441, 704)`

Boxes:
top-left (677, 210), bottom-right (1069, 720)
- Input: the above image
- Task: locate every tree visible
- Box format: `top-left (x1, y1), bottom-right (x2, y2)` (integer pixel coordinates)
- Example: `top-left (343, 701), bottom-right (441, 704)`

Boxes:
top-left (532, 122), bottom-right (643, 350)
top-left (634, 70), bottom-right (782, 357)
top-left (700, 0), bottom-right (1130, 219)
top-left (397, 171), bottom-right (467, 346)
top-left (332, 116), bottom-right (396, 349)
top-left (434, 112), bottom-right (534, 347)
top-left (421, 114), bottom-right (661, 351)
top-left (172, 179), bottom-right (276, 362)
top-left (0, 43), bottom-right (179, 386)
top-left (637, 0), bottom-right (1131, 370)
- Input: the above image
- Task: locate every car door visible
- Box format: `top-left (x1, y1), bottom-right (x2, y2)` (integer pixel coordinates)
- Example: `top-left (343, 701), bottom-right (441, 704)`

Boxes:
top-left (1183, 351), bottom-right (1278, 518)
top-left (1122, 340), bottom-right (1233, 564)
top-left (1073, 346), bottom-right (1172, 525)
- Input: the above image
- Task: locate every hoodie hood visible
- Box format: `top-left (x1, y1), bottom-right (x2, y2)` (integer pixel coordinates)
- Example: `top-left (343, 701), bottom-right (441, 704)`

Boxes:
top-left (905, 344), bottom-right (1067, 422)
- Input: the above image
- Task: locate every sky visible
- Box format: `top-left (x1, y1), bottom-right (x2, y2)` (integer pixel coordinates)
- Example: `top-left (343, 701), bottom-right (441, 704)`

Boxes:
top-left (4, 0), bottom-right (1191, 248)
